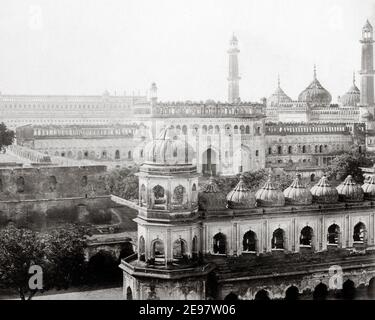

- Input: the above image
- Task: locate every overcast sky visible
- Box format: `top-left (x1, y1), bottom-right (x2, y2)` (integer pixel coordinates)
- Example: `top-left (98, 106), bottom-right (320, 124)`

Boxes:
top-left (0, 0), bottom-right (374, 102)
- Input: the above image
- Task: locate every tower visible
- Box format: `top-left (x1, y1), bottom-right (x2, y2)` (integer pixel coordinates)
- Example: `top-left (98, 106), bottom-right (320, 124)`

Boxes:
top-left (150, 82), bottom-right (158, 105)
top-left (227, 33), bottom-right (240, 103)
top-left (120, 127), bottom-right (213, 300)
top-left (360, 20), bottom-right (375, 110)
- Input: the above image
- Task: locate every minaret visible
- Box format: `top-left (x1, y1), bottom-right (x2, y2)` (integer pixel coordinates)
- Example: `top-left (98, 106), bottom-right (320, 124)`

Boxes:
top-left (360, 20), bottom-right (375, 109)
top-left (227, 33), bottom-right (240, 103)
top-left (150, 82), bottom-right (158, 105)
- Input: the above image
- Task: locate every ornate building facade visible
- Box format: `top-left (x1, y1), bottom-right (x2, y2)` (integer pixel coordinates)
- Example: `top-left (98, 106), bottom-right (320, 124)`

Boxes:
top-left (121, 128), bottom-right (375, 300)
top-left (1, 21), bottom-right (374, 177)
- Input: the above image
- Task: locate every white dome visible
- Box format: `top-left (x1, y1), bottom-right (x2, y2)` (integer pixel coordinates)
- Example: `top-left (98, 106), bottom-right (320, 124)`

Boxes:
top-left (143, 127), bottom-right (195, 165)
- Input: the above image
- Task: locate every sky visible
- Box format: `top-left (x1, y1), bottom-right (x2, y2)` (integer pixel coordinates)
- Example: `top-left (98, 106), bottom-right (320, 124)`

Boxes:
top-left (0, 0), bottom-right (374, 102)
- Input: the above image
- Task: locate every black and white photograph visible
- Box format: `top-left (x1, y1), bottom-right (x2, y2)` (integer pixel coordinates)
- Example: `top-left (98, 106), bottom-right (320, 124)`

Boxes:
top-left (1, 0), bottom-right (375, 307)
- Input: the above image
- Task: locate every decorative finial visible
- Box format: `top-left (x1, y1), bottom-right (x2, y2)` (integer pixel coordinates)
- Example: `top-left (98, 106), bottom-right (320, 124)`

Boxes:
top-left (353, 71), bottom-right (356, 85)
top-left (277, 74), bottom-right (280, 88)
top-left (313, 64), bottom-right (317, 80)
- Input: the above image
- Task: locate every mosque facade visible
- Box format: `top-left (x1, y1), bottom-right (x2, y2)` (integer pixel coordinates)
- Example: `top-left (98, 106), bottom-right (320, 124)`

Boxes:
top-left (6, 20), bottom-right (374, 178)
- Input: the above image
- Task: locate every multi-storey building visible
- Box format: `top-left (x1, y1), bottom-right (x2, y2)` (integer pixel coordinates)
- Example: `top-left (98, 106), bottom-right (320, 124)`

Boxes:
top-left (120, 127), bottom-right (375, 300)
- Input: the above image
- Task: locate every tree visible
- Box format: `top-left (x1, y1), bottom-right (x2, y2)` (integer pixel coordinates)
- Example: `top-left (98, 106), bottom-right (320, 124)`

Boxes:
top-left (101, 166), bottom-right (139, 200)
top-left (0, 225), bottom-right (46, 300)
top-left (43, 224), bottom-right (90, 290)
top-left (0, 224), bottom-right (90, 300)
top-left (0, 122), bottom-right (15, 151)
top-left (325, 150), bottom-right (373, 183)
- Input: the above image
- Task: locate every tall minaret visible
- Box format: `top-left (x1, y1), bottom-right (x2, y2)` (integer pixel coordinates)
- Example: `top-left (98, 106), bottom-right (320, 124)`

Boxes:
top-left (228, 33), bottom-right (240, 103)
top-left (360, 20), bottom-right (374, 109)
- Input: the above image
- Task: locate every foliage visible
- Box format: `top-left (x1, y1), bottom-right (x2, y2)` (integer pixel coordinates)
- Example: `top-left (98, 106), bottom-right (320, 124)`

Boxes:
top-left (101, 166), bottom-right (139, 200)
top-left (43, 224), bottom-right (90, 290)
top-left (325, 150), bottom-right (373, 183)
top-left (0, 224), bottom-right (90, 300)
top-left (199, 169), bottom-right (295, 196)
top-left (0, 122), bottom-right (15, 151)
top-left (0, 225), bottom-right (46, 300)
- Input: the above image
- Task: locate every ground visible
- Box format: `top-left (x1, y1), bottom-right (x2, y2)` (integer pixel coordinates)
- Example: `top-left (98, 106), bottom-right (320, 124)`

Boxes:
top-left (0, 286), bottom-right (123, 300)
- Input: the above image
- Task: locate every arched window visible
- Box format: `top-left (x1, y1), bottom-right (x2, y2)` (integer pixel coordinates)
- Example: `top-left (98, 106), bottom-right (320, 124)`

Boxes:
top-left (277, 146), bottom-right (282, 154)
top-left (213, 232), bottom-right (226, 254)
top-left (139, 236), bottom-right (145, 261)
top-left (192, 235), bottom-right (198, 259)
top-left (245, 125), bottom-right (250, 134)
top-left (243, 230), bottom-right (257, 252)
top-left (182, 125), bottom-right (187, 135)
top-left (272, 228), bottom-right (285, 250)
top-left (140, 184), bottom-right (147, 206)
top-left (302, 145), bottom-right (306, 153)
top-left (214, 125), bottom-right (220, 134)
top-left (300, 226), bottom-right (313, 247)
top-left (173, 239), bottom-right (187, 260)
top-left (268, 147), bottom-right (272, 155)
top-left (115, 150), bottom-right (120, 159)
top-left (48, 176), bottom-right (57, 192)
top-left (234, 125), bottom-right (238, 134)
top-left (240, 125), bottom-right (245, 134)
top-left (310, 173), bottom-right (315, 182)
top-left (173, 185), bottom-right (185, 205)
top-left (288, 146), bottom-right (292, 154)
top-left (81, 176), bottom-right (88, 187)
top-left (152, 239), bottom-right (165, 259)
top-left (140, 149), bottom-right (144, 158)
top-left (319, 145), bottom-right (323, 153)
top-left (191, 183), bottom-right (198, 205)
top-left (16, 176), bottom-right (25, 193)
top-left (153, 185), bottom-right (165, 205)
top-left (327, 224), bottom-right (340, 245)
top-left (126, 287), bottom-right (133, 300)
top-left (202, 125), bottom-right (207, 134)
top-left (353, 222), bottom-right (366, 243)
top-left (128, 150), bottom-right (132, 159)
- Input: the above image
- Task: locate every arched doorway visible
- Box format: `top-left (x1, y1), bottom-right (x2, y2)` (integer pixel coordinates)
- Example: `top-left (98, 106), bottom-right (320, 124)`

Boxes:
top-left (313, 283), bottom-right (328, 300)
top-left (242, 230), bottom-right (257, 252)
top-left (213, 233), bottom-right (226, 255)
top-left (300, 226), bottom-right (313, 247)
top-left (192, 236), bottom-right (198, 260)
top-left (224, 292), bottom-right (238, 300)
top-left (126, 286), bottom-right (133, 300)
top-left (272, 228), bottom-right (285, 250)
top-left (327, 224), bottom-right (340, 246)
top-left (342, 279), bottom-right (356, 300)
top-left (285, 286), bottom-right (299, 300)
top-left (254, 289), bottom-right (270, 300)
top-left (139, 236), bottom-right (145, 262)
top-left (368, 277), bottom-right (375, 298)
top-left (152, 239), bottom-right (165, 263)
top-left (173, 239), bottom-right (187, 261)
top-left (202, 148), bottom-right (217, 176)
